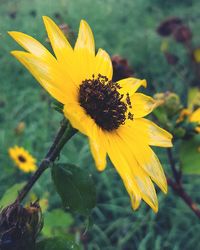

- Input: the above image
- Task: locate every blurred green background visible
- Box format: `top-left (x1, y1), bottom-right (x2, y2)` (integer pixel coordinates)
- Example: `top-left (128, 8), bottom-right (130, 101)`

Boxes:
top-left (0, 0), bottom-right (200, 249)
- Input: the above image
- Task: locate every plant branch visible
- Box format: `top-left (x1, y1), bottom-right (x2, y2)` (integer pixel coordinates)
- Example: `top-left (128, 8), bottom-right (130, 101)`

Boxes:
top-left (167, 148), bottom-right (200, 219)
top-left (16, 119), bottom-right (77, 203)
top-left (167, 148), bottom-right (181, 184)
top-left (167, 177), bottom-right (200, 219)
top-left (46, 119), bottom-right (69, 159)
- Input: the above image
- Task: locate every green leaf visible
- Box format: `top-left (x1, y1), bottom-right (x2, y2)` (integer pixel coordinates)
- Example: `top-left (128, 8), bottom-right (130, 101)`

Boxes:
top-left (180, 134), bottom-right (200, 174)
top-left (52, 164), bottom-right (96, 215)
top-left (36, 236), bottom-right (80, 250)
top-left (0, 182), bottom-right (25, 207)
top-left (42, 209), bottom-right (74, 237)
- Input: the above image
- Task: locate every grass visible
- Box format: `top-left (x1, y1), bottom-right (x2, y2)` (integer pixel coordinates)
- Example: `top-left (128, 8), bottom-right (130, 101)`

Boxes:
top-left (0, 0), bottom-right (200, 249)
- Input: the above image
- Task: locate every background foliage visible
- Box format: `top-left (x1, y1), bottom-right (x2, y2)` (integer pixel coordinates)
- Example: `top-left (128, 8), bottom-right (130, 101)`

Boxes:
top-left (0, 0), bottom-right (200, 249)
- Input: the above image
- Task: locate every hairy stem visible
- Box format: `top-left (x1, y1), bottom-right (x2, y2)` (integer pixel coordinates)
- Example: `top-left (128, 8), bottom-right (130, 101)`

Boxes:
top-left (16, 119), bottom-right (77, 203)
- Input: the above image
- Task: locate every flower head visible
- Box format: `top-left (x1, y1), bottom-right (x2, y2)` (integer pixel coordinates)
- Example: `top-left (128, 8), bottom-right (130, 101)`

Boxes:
top-left (0, 201), bottom-right (42, 249)
top-left (9, 16), bottom-right (173, 212)
top-left (9, 146), bottom-right (37, 173)
top-left (157, 17), bottom-right (182, 37)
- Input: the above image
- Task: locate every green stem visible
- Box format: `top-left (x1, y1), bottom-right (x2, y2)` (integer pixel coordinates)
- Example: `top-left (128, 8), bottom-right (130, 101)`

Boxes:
top-left (16, 119), bottom-right (77, 203)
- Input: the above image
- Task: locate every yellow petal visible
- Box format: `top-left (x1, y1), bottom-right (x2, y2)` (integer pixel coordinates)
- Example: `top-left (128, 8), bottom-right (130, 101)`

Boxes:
top-left (130, 93), bottom-right (157, 118)
top-left (196, 126), bottom-right (200, 133)
top-left (106, 132), bottom-right (158, 212)
top-left (142, 147), bottom-right (167, 194)
top-left (74, 20), bottom-right (95, 55)
top-left (105, 133), bottom-right (141, 210)
top-left (135, 171), bottom-right (158, 213)
top-left (43, 16), bottom-right (73, 60)
top-left (125, 118), bottom-right (173, 147)
top-left (63, 102), bottom-right (96, 136)
top-left (94, 48), bottom-right (113, 80)
top-left (89, 127), bottom-right (107, 171)
top-left (190, 108), bottom-right (200, 123)
top-left (11, 51), bottom-right (75, 104)
top-left (8, 31), bottom-right (55, 63)
top-left (116, 133), bottom-right (159, 212)
top-left (74, 20), bottom-right (95, 80)
top-left (133, 168), bottom-right (158, 213)
top-left (117, 77), bottom-right (147, 97)
top-left (177, 108), bottom-right (191, 123)
top-left (127, 137), bottom-right (167, 193)
top-left (120, 128), bottom-right (167, 193)
top-left (42, 16), bottom-right (79, 85)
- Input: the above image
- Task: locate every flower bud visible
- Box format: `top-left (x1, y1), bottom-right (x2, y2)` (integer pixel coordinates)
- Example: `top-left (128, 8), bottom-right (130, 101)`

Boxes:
top-left (154, 92), bottom-right (182, 116)
top-left (0, 201), bottom-right (43, 250)
top-left (15, 122), bottom-right (26, 135)
top-left (164, 52), bottom-right (179, 65)
top-left (173, 25), bottom-right (192, 43)
top-left (157, 17), bottom-right (182, 37)
top-left (173, 127), bottom-right (186, 138)
top-left (111, 55), bottom-right (133, 82)
top-left (165, 92), bottom-right (182, 115)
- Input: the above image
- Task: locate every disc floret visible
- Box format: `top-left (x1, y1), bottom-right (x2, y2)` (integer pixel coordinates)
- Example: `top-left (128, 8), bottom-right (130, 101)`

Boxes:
top-left (79, 74), bottom-right (133, 131)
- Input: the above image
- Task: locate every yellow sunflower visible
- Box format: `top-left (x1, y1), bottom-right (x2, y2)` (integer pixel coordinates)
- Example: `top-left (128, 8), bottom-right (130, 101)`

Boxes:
top-left (176, 88), bottom-right (200, 132)
top-left (9, 16), bottom-right (173, 212)
top-left (9, 146), bottom-right (37, 173)
top-left (178, 108), bottom-right (200, 133)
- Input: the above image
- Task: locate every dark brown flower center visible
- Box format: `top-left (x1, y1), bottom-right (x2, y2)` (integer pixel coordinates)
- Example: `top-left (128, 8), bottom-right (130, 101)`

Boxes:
top-left (78, 74), bottom-right (133, 131)
top-left (18, 155), bottom-right (26, 163)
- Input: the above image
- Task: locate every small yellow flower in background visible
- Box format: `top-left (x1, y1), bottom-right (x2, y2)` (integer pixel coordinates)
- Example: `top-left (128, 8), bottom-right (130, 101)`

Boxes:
top-left (177, 88), bottom-right (200, 132)
top-left (190, 108), bottom-right (200, 133)
top-left (15, 121), bottom-right (26, 135)
top-left (9, 16), bottom-right (173, 212)
top-left (178, 108), bottom-right (200, 132)
top-left (193, 48), bottom-right (200, 63)
top-left (188, 87), bottom-right (200, 109)
top-left (177, 108), bottom-right (200, 132)
top-left (9, 146), bottom-right (37, 173)
top-left (177, 108), bottom-right (191, 123)
top-left (160, 39), bottom-right (169, 52)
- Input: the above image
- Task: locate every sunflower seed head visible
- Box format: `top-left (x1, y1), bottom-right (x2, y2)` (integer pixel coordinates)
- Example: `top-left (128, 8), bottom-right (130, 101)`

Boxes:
top-left (0, 201), bottom-right (43, 250)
